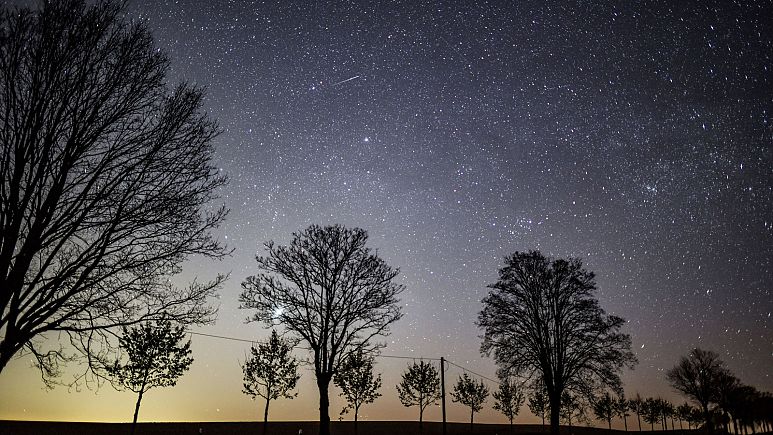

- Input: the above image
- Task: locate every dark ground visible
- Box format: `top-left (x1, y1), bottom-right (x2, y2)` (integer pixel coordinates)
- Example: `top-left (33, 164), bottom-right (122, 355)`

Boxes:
top-left (0, 421), bottom-right (703, 435)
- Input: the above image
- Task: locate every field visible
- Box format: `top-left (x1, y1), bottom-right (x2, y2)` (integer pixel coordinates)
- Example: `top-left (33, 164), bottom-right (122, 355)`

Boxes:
top-left (0, 421), bottom-right (698, 435)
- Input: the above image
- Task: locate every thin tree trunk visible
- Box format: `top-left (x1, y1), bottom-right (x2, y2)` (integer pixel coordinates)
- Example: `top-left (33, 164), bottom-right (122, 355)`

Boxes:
top-left (419, 406), bottom-right (424, 432)
top-left (624, 414), bottom-right (628, 432)
top-left (470, 407), bottom-right (474, 433)
top-left (316, 373), bottom-right (332, 435)
top-left (609, 419), bottom-right (612, 430)
top-left (131, 389), bottom-right (144, 435)
top-left (354, 404), bottom-right (359, 435)
top-left (263, 398), bottom-right (270, 433)
top-left (637, 413), bottom-right (642, 432)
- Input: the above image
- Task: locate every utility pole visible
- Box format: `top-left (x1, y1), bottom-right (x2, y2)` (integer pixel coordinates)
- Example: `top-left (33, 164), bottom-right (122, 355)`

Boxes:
top-left (440, 357), bottom-right (447, 435)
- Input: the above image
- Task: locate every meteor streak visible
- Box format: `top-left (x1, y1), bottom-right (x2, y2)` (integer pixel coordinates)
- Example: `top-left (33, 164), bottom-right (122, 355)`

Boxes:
top-left (331, 75), bottom-right (360, 86)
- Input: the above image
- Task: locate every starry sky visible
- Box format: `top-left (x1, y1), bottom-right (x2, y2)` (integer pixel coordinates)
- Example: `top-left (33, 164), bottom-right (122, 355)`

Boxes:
top-left (1, 0), bottom-right (772, 426)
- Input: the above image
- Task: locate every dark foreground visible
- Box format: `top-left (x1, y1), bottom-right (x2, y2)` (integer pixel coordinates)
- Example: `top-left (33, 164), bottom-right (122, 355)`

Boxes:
top-left (0, 421), bottom-right (702, 435)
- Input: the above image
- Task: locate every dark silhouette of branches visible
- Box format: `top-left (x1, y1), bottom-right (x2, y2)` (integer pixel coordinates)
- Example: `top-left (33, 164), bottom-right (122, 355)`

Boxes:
top-left (106, 319), bottom-right (192, 435)
top-left (239, 224), bottom-right (403, 435)
top-left (0, 0), bottom-right (228, 385)
top-left (616, 393), bottom-right (630, 432)
top-left (241, 330), bottom-right (300, 432)
top-left (528, 386), bottom-right (550, 428)
top-left (396, 360), bottom-right (441, 431)
top-left (592, 391), bottom-right (616, 429)
top-left (334, 350), bottom-right (382, 435)
top-left (451, 373), bottom-right (489, 431)
top-left (479, 251), bottom-right (637, 435)
top-left (629, 394), bottom-right (645, 431)
top-left (666, 348), bottom-right (729, 433)
top-left (493, 376), bottom-right (524, 430)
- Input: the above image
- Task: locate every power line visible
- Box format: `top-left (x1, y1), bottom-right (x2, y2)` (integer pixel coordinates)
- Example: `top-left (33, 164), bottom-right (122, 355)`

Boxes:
top-left (187, 329), bottom-right (498, 385)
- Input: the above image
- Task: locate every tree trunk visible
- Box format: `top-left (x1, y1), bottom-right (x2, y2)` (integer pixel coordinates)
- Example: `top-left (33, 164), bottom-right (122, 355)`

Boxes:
top-left (131, 389), bottom-right (144, 435)
top-left (316, 373), bottom-right (332, 435)
top-left (624, 414), bottom-right (628, 432)
top-left (470, 407), bottom-right (474, 433)
top-left (549, 394), bottom-right (561, 435)
top-left (702, 404), bottom-right (713, 434)
top-left (636, 413), bottom-right (642, 432)
top-left (263, 398), bottom-right (270, 433)
top-left (354, 404), bottom-right (359, 435)
top-left (608, 419), bottom-right (612, 430)
top-left (419, 406), bottom-right (424, 432)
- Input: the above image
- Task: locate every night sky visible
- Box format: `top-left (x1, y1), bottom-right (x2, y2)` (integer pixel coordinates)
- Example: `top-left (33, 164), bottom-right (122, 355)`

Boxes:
top-left (1, 0), bottom-right (772, 426)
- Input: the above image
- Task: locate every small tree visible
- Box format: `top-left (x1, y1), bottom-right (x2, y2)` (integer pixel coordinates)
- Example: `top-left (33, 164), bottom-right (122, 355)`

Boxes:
top-left (397, 360), bottom-right (441, 431)
top-left (676, 402), bottom-right (694, 430)
top-left (242, 330), bottom-right (300, 432)
top-left (629, 394), bottom-right (644, 431)
top-left (334, 350), bottom-right (382, 435)
top-left (666, 348), bottom-right (729, 433)
top-left (529, 388), bottom-right (550, 427)
top-left (107, 319), bottom-right (193, 435)
top-left (643, 398), bottom-right (661, 431)
top-left (561, 392), bottom-right (589, 429)
top-left (493, 376), bottom-right (525, 431)
top-left (617, 394), bottom-right (631, 432)
top-left (451, 373), bottom-right (490, 431)
top-left (593, 392), bottom-right (617, 429)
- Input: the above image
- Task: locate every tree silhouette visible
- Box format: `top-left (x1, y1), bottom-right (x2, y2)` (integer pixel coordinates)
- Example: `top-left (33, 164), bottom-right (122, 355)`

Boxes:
top-left (0, 0), bottom-right (228, 384)
top-left (479, 251), bottom-right (637, 435)
top-left (676, 402), bottom-right (695, 430)
top-left (451, 373), bottom-right (489, 431)
top-left (493, 376), bottom-right (525, 431)
top-left (241, 330), bottom-right (300, 432)
top-left (239, 224), bottom-right (403, 435)
top-left (396, 360), bottom-right (441, 431)
top-left (561, 391), bottom-right (590, 429)
top-left (616, 394), bottom-right (630, 432)
top-left (666, 348), bottom-right (729, 433)
top-left (593, 392), bottom-right (617, 429)
top-left (642, 398), bottom-right (661, 431)
top-left (528, 384), bottom-right (550, 428)
top-left (629, 394), bottom-right (645, 432)
top-left (334, 350), bottom-right (382, 435)
top-left (107, 319), bottom-right (192, 435)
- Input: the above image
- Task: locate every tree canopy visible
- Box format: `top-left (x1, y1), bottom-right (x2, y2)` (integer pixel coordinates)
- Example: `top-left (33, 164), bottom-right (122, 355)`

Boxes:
top-left (479, 251), bottom-right (636, 435)
top-left (396, 360), bottom-right (441, 430)
top-left (0, 0), bottom-right (227, 384)
top-left (107, 319), bottom-right (192, 435)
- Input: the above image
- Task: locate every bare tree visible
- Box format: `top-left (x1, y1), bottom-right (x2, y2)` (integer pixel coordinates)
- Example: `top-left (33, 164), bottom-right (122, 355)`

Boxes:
top-left (451, 373), bottom-right (489, 431)
top-left (396, 360), bottom-right (441, 431)
top-left (617, 394), bottom-right (630, 432)
top-left (334, 350), bottom-right (382, 435)
top-left (0, 0), bottom-right (228, 384)
top-left (106, 319), bottom-right (193, 435)
top-left (242, 330), bottom-right (300, 432)
top-left (479, 251), bottom-right (637, 435)
top-left (239, 224), bottom-right (403, 435)
top-left (493, 376), bottom-right (525, 432)
top-left (666, 348), bottom-right (729, 433)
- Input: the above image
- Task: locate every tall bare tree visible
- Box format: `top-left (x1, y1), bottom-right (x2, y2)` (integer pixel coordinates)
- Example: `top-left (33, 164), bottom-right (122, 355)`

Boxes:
top-left (239, 224), bottom-right (403, 435)
top-left (106, 319), bottom-right (193, 435)
top-left (666, 348), bottom-right (729, 433)
top-left (0, 0), bottom-right (228, 384)
top-left (396, 360), bottom-right (442, 431)
top-left (451, 373), bottom-right (489, 431)
top-left (479, 251), bottom-right (637, 435)
top-left (241, 330), bottom-right (300, 432)
top-left (334, 350), bottom-right (382, 435)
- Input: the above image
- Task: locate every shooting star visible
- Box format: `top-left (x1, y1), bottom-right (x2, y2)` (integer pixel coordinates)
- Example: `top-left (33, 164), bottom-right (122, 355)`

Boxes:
top-left (332, 75), bottom-right (360, 86)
